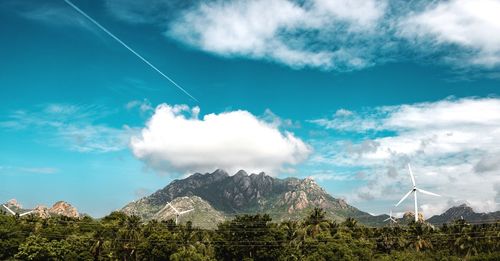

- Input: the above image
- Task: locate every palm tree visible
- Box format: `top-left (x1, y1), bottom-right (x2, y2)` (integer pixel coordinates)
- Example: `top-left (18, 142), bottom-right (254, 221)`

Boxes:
top-left (119, 215), bottom-right (142, 261)
top-left (408, 222), bottom-right (433, 252)
top-left (90, 228), bottom-right (105, 261)
top-left (304, 208), bottom-right (330, 238)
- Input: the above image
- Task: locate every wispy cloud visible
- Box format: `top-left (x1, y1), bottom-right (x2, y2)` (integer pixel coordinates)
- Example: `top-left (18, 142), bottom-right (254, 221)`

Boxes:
top-left (0, 103), bottom-right (133, 153)
top-left (126, 99), bottom-right (153, 113)
top-left (398, 0), bottom-right (500, 67)
top-left (0, 166), bottom-right (59, 174)
top-left (15, 0), bottom-right (97, 33)
top-left (105, 0), bottom-right (500, 72)
top-left (167, 0), bottom-right (388, 70)
top-left (311, 97), bottom-right (500, 216)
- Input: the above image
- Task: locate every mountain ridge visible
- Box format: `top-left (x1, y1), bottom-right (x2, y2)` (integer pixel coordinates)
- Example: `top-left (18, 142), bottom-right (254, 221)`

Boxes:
top-left (122, 169), bottom-right (387, 227)
top-left (427, 203), bottom-right (500, 225)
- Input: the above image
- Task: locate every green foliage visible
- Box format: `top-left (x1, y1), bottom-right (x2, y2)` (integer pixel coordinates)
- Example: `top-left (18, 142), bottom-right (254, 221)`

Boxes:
top-left (0, 209), bottom-right (498, 260)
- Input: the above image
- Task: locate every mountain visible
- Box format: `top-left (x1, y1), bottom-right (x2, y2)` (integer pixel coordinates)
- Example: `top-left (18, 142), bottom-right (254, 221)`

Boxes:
top-left (1, 199), bottom-right (80, 218)
top-left (427, 204), bottom-right (500, 225)
top-left (122, 169), bottom-right (386, 228)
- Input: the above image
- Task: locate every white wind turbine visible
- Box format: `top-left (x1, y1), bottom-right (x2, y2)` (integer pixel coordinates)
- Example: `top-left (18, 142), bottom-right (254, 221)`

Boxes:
top-left (157, 202), bottom-right (194, 225)
top-left (384, 210), bottom-right (397, 224)
top-left (395, 164), bottom-right (441, 222)
top-left (2, 204), bottom-right (33, 217)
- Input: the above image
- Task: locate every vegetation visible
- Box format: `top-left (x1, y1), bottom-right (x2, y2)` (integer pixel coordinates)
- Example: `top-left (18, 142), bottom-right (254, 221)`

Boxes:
top-left (0, 208), bottom-right (498, 260)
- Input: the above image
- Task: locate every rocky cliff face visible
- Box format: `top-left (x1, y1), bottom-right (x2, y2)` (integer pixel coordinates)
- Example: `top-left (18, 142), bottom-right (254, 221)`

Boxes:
top-left (32, 205), bottom-right (51, 218)
top-left (122, 170), bottom-right (380, 227)
top-left (49, 201), bottom-right (80, 218)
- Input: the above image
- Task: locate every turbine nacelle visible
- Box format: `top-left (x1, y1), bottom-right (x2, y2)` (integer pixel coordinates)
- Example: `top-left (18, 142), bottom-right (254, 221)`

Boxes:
top-left (384, 210), bottom-right (398, 224)
top-left (157, 201), bottom-right (195, 225)
top-left (394, 164), bottom-right (441, 222)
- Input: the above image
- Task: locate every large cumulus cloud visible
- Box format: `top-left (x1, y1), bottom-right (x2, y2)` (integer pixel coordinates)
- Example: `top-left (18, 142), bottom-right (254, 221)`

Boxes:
top-left (131, 104), bottom-right (311, 175)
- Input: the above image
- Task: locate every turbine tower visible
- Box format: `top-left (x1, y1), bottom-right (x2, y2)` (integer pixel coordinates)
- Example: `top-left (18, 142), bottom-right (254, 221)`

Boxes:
top-left (2, 204), bottom-right (33, 217)
top-left (384, 210), bottom-right (397, 224)
top-left (395, 164), bottom-right (441, 222)
top-left (157, 202), bottom-right (194, 225)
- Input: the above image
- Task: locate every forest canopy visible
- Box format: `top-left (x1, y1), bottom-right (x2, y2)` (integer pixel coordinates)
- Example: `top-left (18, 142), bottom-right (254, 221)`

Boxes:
top-left (0, 208), bottom-right (499, 260)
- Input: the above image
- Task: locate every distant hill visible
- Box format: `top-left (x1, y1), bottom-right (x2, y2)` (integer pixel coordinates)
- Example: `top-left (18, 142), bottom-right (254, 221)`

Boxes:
top-left (122, 169), bottom-right (387, 228)
top-left (427, 204), bottom-right (500, 225)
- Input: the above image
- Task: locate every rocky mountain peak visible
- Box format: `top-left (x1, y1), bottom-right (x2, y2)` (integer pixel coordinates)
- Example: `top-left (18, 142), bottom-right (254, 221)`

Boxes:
top-left (6, 199), bottom-right (22, 209)
top-left (235, 170), bottom-right (248, 176)
top-left (211, 169), bottom-right (229, 178)
top-left (428, 204), bottom-right (500, 225)
top-left (32, 205), bottom-right (51, 218)
top-left (453, 203), bottom-right (474, 212)
top-left (49, 201), bottom-right (79, 218)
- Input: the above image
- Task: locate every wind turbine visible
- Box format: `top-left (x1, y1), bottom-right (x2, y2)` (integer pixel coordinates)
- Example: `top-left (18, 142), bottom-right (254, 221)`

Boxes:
top-left (2, 204), bottom-right (33, 217)
top-left (384, 210), bottom-right (397, 224)
top-left (157, 202), bottom-right (194, 225)
top-left (395, 164), bottom-right (441, 222)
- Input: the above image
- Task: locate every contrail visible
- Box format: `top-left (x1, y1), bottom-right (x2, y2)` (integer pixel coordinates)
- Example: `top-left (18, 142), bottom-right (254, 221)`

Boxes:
top-left (63, 0), bottom-right (198, 102)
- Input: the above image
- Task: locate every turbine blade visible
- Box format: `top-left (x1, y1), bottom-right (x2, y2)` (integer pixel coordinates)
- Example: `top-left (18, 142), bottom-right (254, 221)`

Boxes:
top-left (179, 209), bottom-right (194, 215)
top-left (384, 217), bottom-right (390, 222)
top-left (395, 189), bottom-right (413, 207)
top-left (417, 188), bottom-right (441, 197)
top-left (19, 211), bottom-right (33, 217)
top-left (156, 203), bottom-right (170, 214)
top-left (2, 204), bottom-right (16, 215)
top-left (168, 202), bottom-right (179, 213)
top-left (408, 164), bottom-right (416, 186)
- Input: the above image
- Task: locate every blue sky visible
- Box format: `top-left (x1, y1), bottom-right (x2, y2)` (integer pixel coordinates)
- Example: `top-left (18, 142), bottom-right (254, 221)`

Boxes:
top-left (1, 0), bottom-right (500, 217)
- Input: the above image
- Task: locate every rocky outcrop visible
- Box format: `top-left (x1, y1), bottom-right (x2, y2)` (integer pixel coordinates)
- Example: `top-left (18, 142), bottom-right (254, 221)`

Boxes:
top-left (5, 199), bottom-right (22, 209)
top-left (1, 199), bottom-right (80, 218)
top-left (403, 211), bottom-right (425, 222)
top-left (49, 201), bottom-right (79, 218)
top-left (32, 205), bottom-right (51, 218)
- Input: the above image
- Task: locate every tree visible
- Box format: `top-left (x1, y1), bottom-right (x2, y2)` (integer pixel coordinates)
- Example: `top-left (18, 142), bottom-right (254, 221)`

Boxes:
top-left (215, 214), bottom-right (283, 261)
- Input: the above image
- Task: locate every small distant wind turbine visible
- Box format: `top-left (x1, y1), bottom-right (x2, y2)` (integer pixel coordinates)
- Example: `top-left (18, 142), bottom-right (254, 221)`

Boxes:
top-left (395, 164), bottom-right (441, 222)
top-left (384, 210), bottom-right (397, 224)
top-left (2, 204), bottom-right (33, 217)
top-left (157, 202), bottom-right (194, 225)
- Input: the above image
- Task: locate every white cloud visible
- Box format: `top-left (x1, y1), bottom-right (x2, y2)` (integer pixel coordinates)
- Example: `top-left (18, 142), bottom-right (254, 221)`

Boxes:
top-left (399, 0), bottom-right (500, 67)
top-left (126, 99), bottom-right (153, 113)
top-left (0, 103), bottom-right (131, 153)
top-left (308, 171), bottom-right (353, 181)
top-left (103, 0), bottom-right (500, 71)
top-left (130, 104), bottom-right (311, 175)
top-left (312, 97), bottom-right (500, 214)
top-left (167, 0), bottom-right (387, 70)
top-left (334, 109), bottom-right (354, 117)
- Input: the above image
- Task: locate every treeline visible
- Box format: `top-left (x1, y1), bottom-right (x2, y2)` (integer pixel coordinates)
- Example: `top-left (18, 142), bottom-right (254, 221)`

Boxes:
top-left (0, 208), bottom-right (499, 260)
